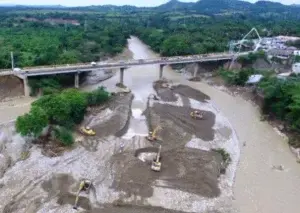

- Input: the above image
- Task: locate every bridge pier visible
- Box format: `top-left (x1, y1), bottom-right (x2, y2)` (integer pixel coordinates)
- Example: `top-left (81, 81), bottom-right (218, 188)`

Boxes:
top-left (75, 73), bottom-right (80, 88)
top-left (119, 67), bottom-right (125, 85)
top-left (193, 63), bottom-right (199, 78)
top-left (23, 76), bottom-right (30, 97)
top-left (159, 64), bottom-right (165, 79)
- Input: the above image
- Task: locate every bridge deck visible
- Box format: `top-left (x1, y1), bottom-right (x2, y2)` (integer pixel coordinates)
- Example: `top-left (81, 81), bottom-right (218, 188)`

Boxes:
top-left (0, 52), bottom-right (249, 77)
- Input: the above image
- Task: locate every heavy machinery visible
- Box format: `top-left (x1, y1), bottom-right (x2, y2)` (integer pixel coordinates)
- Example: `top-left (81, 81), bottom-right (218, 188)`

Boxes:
top-left (151, 145), bottom-right (162, 172)
top-left (146, 126), bottom-right (162, 142)
top-left (79, 126), bottom-right (96, 136)
top-left (190, 110), bottom-right (204, 119)
top-left (73, 180), bottom-right (92, 210)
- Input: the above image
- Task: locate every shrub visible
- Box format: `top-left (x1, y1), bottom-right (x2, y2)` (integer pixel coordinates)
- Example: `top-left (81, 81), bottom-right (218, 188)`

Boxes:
top-left (54, 126), bottom-right (74, 146)
top-left (212, 148), bottom-right (231, 174)
top-left (218, 68), bottom-right (255, 86)
top-left (86, 87), bottom-right (110, 106)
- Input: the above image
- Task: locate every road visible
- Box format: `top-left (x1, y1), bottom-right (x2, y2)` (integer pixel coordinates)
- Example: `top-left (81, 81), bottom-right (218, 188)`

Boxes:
top-left (0, 51), bottom-right (251, 77)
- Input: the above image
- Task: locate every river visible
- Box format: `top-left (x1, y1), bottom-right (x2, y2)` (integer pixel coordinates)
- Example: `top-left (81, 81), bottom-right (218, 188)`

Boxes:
top-left (86, 36), bottom-right (300, 212)
top-left (1, 36), bottom-right (300, 213)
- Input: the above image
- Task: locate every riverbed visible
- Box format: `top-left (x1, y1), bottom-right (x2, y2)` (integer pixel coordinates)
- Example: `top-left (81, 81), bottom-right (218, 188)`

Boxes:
top-left (0, 36), bottom-right (300, 213)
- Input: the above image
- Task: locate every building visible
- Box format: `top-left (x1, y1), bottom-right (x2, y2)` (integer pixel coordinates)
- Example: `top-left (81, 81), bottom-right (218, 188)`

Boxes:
top-left (294, 50), bottom-right (300, 56)
top-left (292, 63), bottom-right (300, 73)
top-left (268, 48), bottom-right (294, 60)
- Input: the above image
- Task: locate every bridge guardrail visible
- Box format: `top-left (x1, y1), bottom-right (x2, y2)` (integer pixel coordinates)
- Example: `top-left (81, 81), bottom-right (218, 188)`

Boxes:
top-left (0, 52), bottom-right (242, 75)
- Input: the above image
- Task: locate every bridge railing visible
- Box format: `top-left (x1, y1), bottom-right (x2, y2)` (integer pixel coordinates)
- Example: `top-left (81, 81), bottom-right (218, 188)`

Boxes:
top-left (0, 52), bottom-right (239, 74)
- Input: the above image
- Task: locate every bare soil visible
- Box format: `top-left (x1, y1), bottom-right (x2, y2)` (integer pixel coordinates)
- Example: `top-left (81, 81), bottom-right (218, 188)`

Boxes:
top-left (82, 93), bottom-right (133, 139)
top-left (111, 147), bottom-right (222, 200)
top-left (153, 80), bottom-right (178, 102)
top-left (85, 204), bottom-right (221, 213)
top-left (0, 76), bottom-right (23, 101)
top-left (145, 103), bottom-right (215, 148)
top-left (172, 85), bottom-right (210, 102)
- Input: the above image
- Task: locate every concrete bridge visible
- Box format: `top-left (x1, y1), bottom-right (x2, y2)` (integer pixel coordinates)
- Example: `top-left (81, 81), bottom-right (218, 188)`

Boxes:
top-left (0, 51), bottom-right (250, 96)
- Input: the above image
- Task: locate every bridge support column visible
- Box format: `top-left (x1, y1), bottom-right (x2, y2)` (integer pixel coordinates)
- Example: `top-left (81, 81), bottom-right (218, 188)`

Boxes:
top-left (119, 67), bottom-right (125, 85)
top-left (23, 76), bottom-right (30, 97)
top-left (159, 64), bottom-right (165, 80)
top-left (193, 63), bottom-right (199, 78)
top-left (75, 73), bottom-right (80, 89)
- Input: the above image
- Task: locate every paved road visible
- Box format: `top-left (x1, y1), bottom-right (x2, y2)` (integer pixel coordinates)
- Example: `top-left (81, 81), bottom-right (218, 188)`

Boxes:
top-left (0, 51), bottom-right (250, 77)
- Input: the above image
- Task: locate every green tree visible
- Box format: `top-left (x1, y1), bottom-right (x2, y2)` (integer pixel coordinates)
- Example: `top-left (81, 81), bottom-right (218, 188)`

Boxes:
top-left (15, 106), bottom-right (48, 137)
top-left (33, 95), bottom-right (72, 126)
top-left (60, 89), bottom-right (88, 124)
top-left (54, 126), bottom-right (74, 146)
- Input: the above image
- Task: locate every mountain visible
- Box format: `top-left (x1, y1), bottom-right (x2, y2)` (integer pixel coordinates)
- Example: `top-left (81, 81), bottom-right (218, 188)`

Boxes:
top-left (156, 0), bottom-right (195, 11)
top-left (193, 0), bottom-right (253, 14)
top-left (155, 0), bottom-right (300, 17)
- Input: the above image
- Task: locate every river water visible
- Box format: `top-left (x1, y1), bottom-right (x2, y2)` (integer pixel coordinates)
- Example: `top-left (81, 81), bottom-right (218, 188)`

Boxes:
top-left (1, 36), bottom-right (300, 212)
top-left (91, 36), bottom-right (300, 213)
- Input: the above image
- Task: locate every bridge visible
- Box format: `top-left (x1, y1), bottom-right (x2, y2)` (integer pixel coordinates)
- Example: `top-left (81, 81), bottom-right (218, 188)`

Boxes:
top-left (0, 51), bottom-right (250, 96)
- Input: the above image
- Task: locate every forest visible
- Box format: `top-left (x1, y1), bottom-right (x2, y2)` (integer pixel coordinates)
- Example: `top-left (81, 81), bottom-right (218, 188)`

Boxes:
top-left (2, 0), bottom-right (300, 68)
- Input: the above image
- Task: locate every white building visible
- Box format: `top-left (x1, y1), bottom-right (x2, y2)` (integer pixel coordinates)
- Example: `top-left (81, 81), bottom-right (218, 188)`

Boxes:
top-left (292, 63), bottom-right (300, 74)
top-left (294, 50), bottom-right (300, 56)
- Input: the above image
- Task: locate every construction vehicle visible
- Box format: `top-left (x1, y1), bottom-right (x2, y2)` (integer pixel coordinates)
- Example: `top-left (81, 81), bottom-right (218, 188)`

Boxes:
top-left (190, 110), bottom-right (204, 119)
top-left (151, 145), bottom-right (162, 172)
top-left (73, 180), bottom-right (92, 210)
top-left (79, 126), bottom-right (96, 136)
top-left (146, 126), bottom-right (162, 142)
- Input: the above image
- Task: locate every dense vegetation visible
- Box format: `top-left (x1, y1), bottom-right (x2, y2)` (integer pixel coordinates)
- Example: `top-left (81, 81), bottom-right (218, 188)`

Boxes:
top-left (0, 12), bottom-right (131, 68)
top-left (1, 0), bottom-right (300, 68)
top-left (16, 87), bottom-right (110, 145)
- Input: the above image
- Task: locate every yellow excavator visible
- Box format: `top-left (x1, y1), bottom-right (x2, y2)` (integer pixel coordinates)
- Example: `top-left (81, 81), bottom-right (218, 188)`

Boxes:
top-left (151, 145), bottom-right (162, 172)
top-left (190, 110), bottom-right (204, 120)
top-left (73, 180), bottom-right (92, 210)
top-left (79, 126), bottom-right (96, 136)
top-left (146, 126), bottom-right (162, 142)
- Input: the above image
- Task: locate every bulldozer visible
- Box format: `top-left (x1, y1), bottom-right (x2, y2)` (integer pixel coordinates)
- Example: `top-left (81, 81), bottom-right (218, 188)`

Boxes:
top-left (79, 126), bottom-right (96, 136)
top-left (146, 126), bottom-right (162, 142)
top-left (151, 145), bottom-right (162, 172)
top-left (190, 110), bottom-right (204, 120)
top-left (73, 180), bottom-right (92, 210)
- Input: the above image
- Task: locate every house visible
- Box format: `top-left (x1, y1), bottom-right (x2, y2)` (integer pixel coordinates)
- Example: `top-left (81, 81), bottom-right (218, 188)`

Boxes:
top-left (294, 50), bottom-right (300, 56)
top-left (292, 63), bottom-right (300, 73)
top-left (268, 48), bottom-right (294, 60)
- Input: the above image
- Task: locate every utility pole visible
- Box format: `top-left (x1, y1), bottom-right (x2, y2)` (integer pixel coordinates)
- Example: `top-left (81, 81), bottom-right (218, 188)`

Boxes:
top-left (11, 52), bottom-right (14, 70)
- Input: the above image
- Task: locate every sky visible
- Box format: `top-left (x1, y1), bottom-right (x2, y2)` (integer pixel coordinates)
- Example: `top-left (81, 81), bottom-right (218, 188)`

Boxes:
top-left (0, 0), bottom-right (299, 7)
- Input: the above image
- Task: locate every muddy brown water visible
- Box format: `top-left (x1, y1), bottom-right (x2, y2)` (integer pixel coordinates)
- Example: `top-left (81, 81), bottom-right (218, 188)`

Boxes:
top-left (111, 147), bottom-right (222, 199)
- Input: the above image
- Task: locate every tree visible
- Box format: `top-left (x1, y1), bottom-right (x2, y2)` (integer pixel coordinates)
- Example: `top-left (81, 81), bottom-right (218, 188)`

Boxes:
top-left (15, 106), bottom-right (48, 137)
top-left (33, 94), bottom-right (72, 126)
top-left (60, 89), bottom-right (88, 124)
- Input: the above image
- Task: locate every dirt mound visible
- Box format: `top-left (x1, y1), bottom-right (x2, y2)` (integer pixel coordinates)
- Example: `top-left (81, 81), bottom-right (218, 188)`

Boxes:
top-left (83, 93), bottom-right (133, 139)
top-left (153, 80), bottom-right (177, 102)
top-left (0, 76), bottom-right (23, 101)
top-left (111, 147), bottom-right (222, 200)
top-left (145, 103), bottom-right (215, 147)
top-left (172, 85), bottom-right (210, 102)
